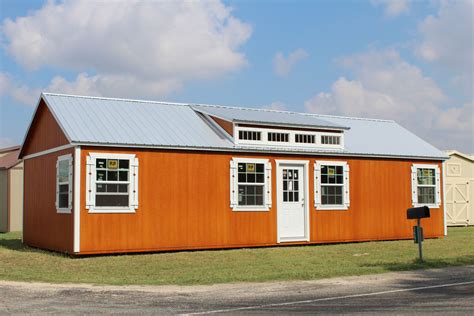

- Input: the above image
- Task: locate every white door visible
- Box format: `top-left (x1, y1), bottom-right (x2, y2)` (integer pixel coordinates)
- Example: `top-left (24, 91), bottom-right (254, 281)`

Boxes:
top-left (446, 179), bottom-right (471, 225)
top-left (277, 163), bottom-right (309, 242)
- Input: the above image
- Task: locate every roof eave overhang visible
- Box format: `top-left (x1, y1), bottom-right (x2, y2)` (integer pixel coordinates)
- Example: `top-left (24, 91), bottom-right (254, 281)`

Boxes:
top-left (74, 142), bottom-right (447, 161)
top-left (445, 150), bottom-right (474, 162)
top-left (232, 120), bottom-right (350, 131)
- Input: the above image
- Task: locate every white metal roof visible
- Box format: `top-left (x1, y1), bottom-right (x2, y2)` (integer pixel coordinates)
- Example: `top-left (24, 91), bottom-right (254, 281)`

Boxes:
top-left (38, 93), bottom-right (447, 160)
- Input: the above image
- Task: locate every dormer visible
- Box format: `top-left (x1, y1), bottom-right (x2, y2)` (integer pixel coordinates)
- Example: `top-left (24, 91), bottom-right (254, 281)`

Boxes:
top-left (192, 105), bottom-right (349, 151)
top-left (234, 124), bottom-right (345, 150)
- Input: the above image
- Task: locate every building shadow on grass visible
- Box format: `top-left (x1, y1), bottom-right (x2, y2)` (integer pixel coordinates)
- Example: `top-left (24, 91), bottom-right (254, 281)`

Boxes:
top-left (0, 234), bottom-right (56, 255)
top-left (0, 235), bottom-right (29, 251)
top-left (360, 255), bottom-right (474, 272)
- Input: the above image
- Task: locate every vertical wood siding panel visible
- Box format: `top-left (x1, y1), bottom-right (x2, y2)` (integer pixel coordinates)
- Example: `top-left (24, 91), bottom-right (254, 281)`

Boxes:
top-left (23, 148), bottom-right (74, 253)
top-left (22, 100), bottom-right (70, 157)
top-left (78, 147), bottom-right (445, 254)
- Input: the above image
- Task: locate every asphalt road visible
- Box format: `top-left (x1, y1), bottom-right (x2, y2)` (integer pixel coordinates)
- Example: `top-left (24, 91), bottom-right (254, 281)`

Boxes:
top-left (0, 266), bottom-right (473, 315)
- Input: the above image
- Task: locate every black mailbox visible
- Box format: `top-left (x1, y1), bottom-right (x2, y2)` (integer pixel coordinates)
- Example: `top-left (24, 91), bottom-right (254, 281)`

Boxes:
top-left (407, 206), bottom-right (430, 219)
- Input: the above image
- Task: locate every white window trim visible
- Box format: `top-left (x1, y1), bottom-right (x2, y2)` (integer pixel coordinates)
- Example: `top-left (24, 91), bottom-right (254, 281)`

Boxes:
top-left (56, 154), bottom-right (73, 214)
top-left (230, 157), bottom-right (271, 212)
top-left (314, 161), bottom-right (350, 210)
top-left (86, 153), bottom-right (138, 214)
top-left (411, 163), bottom-right (441, 208)
top-left (233, 125), bottom-right (344, 150)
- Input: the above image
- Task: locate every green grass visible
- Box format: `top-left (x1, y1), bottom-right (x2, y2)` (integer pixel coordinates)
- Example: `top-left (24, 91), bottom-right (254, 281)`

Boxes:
top-left (0, 227), bottom-right (473, 286)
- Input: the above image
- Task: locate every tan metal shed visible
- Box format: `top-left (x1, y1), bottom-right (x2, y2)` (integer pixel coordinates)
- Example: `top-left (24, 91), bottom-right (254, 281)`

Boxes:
top-left (0, 146), bottom-right (23, 233)
top-left (444, 150), bottom-right (474, 226)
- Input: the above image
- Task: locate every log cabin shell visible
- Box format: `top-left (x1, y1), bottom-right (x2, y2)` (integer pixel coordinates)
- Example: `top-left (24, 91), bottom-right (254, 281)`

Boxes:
top-left (19, 93), bottom-right (448, 255)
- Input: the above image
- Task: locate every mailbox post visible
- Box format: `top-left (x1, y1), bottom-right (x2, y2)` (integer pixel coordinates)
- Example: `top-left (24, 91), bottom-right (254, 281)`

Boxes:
top-left (406, 206), bottom-right (430, 262)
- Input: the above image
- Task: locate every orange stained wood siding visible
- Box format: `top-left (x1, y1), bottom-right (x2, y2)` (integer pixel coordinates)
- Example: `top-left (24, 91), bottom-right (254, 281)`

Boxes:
top-left (23, 148), bottom-right (74, 253)
top-left (210, 116), bottom-right (234, 136)
top-left (78, 147), bottom-right (444, 254)
top-left (21, 100), bottom-right (70, 157)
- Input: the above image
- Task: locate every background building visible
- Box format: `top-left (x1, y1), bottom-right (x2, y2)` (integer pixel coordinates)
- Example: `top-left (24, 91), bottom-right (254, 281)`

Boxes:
top-left (0, 146), bottom-right (23, 232)
top-left (444, 150), bottom-right (474, 226)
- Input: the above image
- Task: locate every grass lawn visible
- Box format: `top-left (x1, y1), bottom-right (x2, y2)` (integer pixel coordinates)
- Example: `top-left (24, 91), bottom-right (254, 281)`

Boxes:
top-left (0, 227), bottom-right (473, 286)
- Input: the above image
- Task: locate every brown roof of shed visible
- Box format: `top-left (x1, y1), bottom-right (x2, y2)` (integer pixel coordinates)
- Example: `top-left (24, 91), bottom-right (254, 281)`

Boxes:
top-left (0, 149), bottom-right (22, 169)
top-left (0, 145), bottom-right (20, 154)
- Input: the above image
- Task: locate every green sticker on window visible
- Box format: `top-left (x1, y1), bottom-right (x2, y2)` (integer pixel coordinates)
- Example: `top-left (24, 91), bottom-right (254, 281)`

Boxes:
top-left (107, 159), bottom-right (118, 169)
top-left (328, 167), bottom-right (335, 177)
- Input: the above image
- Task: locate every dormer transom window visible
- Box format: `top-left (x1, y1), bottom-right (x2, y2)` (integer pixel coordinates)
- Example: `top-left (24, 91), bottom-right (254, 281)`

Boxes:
top-left (268, 132), bottom-right (289, 142)
top-left (295, 134), bottom-right (316, 144)
top-left (238, 130), bottom-right (261, 141)
top-left (321, 135), bottom-right (341, 145)
top-left (234, 125), bottom-right (344, 150)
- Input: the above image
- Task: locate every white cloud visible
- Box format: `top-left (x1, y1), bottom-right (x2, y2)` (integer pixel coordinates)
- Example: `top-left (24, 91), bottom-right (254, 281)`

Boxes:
top-left (371, 0), bottom-right (410, 17)
top-left (0, 73), bottom-right (40, 106)
top-left (1, 0), bottom-right (252, 98)
top-left (305, 49), bottom-right (474, 152)
top-left (45, 73), bottom-right (182, 100)
top-left (415, 0), bottom-right (473, 96)
top-left (273, 49), bottom-right (308, 77)
top-left (263, 101), bottom-right (286, 111)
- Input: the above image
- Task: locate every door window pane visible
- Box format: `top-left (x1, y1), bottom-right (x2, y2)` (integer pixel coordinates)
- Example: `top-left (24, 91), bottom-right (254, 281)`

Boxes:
top-left (282, 168), bottom-right (300, 203)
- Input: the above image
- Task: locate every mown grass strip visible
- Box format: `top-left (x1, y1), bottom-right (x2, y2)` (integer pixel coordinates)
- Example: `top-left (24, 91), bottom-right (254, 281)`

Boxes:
top-left (0, 227), bottom-right (473, 285)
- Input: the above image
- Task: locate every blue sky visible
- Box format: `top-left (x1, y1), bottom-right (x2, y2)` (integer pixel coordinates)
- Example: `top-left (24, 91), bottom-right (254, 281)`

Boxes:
top-left (0, 0), bottom-right (472, 152)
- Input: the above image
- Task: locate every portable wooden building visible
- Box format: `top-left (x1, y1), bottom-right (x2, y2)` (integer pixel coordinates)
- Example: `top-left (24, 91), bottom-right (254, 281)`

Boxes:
top-left (0, 146), bottom-right (23, 233)
top-left (444, 150), bottom-right (473, 226)
top-left (19, 93), bottom-right (448, 255)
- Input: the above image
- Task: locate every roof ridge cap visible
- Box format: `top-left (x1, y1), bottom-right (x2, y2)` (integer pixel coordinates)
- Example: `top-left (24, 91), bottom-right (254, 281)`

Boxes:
top-left (306, 113), bottom-right (395, 123)
top-left (42, 92), bottom-right (191, 107)
top-left (43, 93), bottom-right (394, 122)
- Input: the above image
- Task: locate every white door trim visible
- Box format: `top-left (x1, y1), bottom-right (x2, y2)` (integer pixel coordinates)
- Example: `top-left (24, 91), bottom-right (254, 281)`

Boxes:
top-left (276, 159), bottom-right (310, 243)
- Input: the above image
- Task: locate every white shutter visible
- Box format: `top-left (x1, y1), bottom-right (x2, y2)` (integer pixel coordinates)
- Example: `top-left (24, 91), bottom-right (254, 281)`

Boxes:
top-left (344, 163), bottom-right (350, 207)
top-left (314, 162), bottom-right (321, 206)
top-left (265, 161), bottom-right (272, 208)
top-left (131, 157), bottom-right (139, 208)
top-left (85, 156), bottom-right (94, 209)
top-left (55, 159), bottom-right (59, 209)
top-left (68, 157), bottom-right (73, 209)
top-left (435, 166), bottom-right (441, 206)
top-left (411, 165), bottom-right (418, 206)
top-left (230, 160), bottom-right (237, 208)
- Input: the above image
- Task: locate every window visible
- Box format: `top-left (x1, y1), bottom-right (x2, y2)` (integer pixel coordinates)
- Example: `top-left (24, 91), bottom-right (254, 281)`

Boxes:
top-left (314, 161), bottom-right (350, 210)
top-left (56, 154), bottom-right (73, 213)
top-left (321, 135), bottom-right (341, 145)
top-left (238, 130), bottom-right (261, 141)
top-left (268, 132), bottom-right (289, 142)
top-left (295, 134), bottom-right (315, 144)
top-left (230, 158), bottom-right (271, 211)
top-left (411, 164), bottom-right (440, 207)
top-left (282, 168), bottom-right (300, 202)
top-left (86, 153), bottom-right (139, 213)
